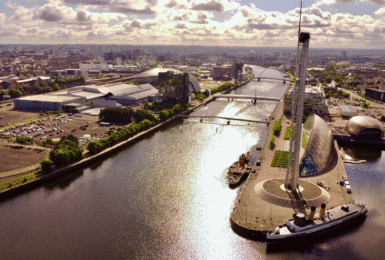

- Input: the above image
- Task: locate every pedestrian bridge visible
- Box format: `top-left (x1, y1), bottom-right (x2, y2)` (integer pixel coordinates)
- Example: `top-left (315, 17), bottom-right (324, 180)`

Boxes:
top-left (178, 115), bottom-right (269, 124)
top-left (212, 94), bottom-right (281, 102)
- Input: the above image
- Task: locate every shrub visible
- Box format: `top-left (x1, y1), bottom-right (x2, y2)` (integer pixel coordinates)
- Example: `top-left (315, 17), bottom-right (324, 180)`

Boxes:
top-left (269, 136), bottom-right (275, 149)
top-left (40, 159), bottom-right (54, 173)
top-left (273, 119), bottom-right (282, 136)
top-left (87, 141), bottom-right (104, 154)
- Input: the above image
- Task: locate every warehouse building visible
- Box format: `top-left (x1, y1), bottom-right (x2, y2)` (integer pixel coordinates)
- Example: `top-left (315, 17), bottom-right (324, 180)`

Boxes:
top-left (106, 83), bottom-right (159, 105)
top-left (14, 94), bottom-right (86, 111)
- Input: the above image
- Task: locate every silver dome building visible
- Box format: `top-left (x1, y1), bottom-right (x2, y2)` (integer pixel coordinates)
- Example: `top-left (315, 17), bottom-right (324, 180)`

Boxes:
top-left (299, 114), bottom-right (335, 177)
top-left (345, 116), bottom-right (384, 140)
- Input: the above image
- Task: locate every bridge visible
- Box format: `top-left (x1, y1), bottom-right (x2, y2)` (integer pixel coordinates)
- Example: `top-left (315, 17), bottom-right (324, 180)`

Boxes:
top-left (253, 66), bottom-right (292, 83)
top-left (212, 94), bottom-right (281, 104)
top-left (178, 115), bottom-right (269, 125)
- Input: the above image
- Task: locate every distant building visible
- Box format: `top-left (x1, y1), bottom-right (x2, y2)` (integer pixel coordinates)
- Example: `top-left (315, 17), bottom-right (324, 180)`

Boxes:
top-left (284, 85), bottom-right (326, 113)
top-left (158, 71), bottom-right (189, 102)
top-left (231, 62), bottom-right (244, 79)
top-left (0, 65), bottom-right (13, 74)
top-left (365, 88), bottom-right (385, 102)
top-left (212, 67), bottom-right (231, 80)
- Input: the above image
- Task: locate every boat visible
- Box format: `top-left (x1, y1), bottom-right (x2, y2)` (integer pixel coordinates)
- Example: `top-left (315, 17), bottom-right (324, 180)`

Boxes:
top-left (266, 203), bottom-right (367, 241)
top-left (228, 152), bottom-right (251, 187)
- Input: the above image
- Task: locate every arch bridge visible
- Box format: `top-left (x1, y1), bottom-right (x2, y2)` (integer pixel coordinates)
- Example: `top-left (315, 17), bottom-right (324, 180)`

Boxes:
top-left (253, 66), bottom-right (293, 84)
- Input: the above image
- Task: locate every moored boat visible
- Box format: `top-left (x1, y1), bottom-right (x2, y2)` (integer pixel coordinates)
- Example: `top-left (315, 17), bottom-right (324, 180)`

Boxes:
top-left (266, 203), bottom-right (367, 241)
top-left (228, 152), bottom-right (251, 187)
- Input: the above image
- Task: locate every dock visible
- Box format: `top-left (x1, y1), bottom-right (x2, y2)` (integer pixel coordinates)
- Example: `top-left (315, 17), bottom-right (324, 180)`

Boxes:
top-left (230, 100), bottom-right (354, 236)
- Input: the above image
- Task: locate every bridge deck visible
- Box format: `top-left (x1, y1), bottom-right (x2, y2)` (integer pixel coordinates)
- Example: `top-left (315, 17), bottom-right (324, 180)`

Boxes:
top-left (178, 115), bottom-right (269, 124)
top-left (213, 94), bottom-right (281, 101)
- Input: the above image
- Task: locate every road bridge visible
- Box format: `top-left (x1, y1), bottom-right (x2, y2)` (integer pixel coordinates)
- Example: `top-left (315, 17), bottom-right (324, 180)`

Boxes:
top-left (178, 115), bottom-right (269, 125)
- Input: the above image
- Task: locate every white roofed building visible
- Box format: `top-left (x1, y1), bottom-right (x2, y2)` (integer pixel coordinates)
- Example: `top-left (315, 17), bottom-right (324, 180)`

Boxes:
top-left (106, 83), bottom-right (159, 105)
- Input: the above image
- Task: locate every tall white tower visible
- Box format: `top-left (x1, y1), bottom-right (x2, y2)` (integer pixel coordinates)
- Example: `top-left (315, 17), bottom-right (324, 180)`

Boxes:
top-left (285, 32), bottom-right (310, 193)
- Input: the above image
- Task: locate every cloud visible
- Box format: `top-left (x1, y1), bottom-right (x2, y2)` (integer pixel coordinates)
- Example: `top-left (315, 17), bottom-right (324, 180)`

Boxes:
top-left (191, 0), bottom-right (224, 12)
top-left (312, 0), bottom-right (385, 7)
top-left (0, 13), bottom-right (6, 24)
top-left (33, 4), bottom-right (68, 22)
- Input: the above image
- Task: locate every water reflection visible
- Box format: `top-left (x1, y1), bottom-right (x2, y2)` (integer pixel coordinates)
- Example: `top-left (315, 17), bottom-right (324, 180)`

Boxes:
top-left (341, 145), bottom-right (381, 161)
top-left (43, 169), bottom-right (84, 190)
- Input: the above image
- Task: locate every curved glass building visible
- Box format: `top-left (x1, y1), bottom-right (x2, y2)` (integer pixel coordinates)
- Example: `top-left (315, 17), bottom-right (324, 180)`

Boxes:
top-left (299, 114), bottom-right (334, 177)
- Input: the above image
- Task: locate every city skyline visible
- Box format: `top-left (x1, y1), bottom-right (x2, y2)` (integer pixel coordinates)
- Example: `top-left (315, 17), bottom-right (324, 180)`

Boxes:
top-left (1, 0), bottom-right (385, 48)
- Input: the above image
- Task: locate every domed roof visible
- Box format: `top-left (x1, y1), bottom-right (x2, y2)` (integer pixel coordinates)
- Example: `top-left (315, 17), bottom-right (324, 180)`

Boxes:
top-left (345, 116), bottom-right (384, 136)
top-left (189, 75), bottom-right (200, 92)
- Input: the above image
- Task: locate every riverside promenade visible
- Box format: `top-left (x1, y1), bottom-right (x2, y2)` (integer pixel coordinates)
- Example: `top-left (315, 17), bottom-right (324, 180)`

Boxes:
top-left (230, 99), bottom-right (354, 237)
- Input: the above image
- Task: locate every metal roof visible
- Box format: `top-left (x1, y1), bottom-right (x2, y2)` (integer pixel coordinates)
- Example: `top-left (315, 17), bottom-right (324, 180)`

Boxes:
top-left (345, 116), bottom-right (384, 136)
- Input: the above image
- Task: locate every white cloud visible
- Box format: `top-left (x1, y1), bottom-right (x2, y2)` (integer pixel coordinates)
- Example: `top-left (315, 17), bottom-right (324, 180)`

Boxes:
top-left (313, 0), bottom-right (385, 7)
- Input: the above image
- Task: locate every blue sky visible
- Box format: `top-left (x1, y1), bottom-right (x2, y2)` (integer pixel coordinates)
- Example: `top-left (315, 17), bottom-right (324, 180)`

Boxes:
top-left (1, 0), bottom-right (385, 48)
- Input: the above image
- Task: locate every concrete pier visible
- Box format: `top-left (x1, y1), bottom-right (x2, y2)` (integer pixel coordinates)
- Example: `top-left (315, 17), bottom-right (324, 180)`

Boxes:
top-left (230, 100), bottom-right (354, 235)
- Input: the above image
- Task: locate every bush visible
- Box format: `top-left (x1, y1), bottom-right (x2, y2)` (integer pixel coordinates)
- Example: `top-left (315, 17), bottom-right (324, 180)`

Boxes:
top-left (87, 141), bottom-right (104, 154)
top-left (40, 159), bottom-right (54, 173)
top-left (273, 119), bottom-right (282, 136)
top-left (269, 136), bottom-right (275, 149)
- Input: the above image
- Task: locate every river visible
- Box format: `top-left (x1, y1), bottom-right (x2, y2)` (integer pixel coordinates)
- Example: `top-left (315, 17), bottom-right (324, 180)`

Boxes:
top-left (0, 66), bottom-right (383, 260)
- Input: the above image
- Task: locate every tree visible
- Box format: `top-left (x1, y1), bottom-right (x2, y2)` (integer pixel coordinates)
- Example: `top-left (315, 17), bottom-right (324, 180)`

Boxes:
top-left (53, 83), bottom-right (61, 91)
top-left (40, 159), bottom-right (54, 173)
top-left (159, 110), bottom-right (170, 121)
top-left (87, 141), bottom-right (104, 154)
top-left (8, 88), bottom-right (23, 98)
top-left (0, 90), bottom-right (7, 100)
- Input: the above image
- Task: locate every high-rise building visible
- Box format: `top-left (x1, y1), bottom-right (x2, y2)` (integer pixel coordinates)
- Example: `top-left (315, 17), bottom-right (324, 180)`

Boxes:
top-left (158, 71), bottom-right (189, 102)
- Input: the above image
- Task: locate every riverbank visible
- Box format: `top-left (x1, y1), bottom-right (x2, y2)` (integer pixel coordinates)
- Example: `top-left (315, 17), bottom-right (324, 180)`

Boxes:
top-left (0, 80), bottom-right (250, 200)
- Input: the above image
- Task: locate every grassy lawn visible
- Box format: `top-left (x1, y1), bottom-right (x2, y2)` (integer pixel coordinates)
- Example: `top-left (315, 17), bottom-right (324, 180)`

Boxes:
top-left (271, 150), bottom-right (290, 168)
top-left (0, 171), bottom-right (39, 190)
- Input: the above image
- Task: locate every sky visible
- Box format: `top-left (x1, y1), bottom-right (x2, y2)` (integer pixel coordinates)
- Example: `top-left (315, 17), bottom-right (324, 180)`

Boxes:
top-left (1, 0), bottom-right (385, 48)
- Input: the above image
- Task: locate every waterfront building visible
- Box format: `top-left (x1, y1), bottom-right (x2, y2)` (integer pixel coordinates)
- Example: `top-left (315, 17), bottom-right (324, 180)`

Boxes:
top-left (284, 85), bottom-right (325, 113)
top-left (298, 115), bottom-right (334, 176)
top-left (345, 116), bottom-right (384, 140)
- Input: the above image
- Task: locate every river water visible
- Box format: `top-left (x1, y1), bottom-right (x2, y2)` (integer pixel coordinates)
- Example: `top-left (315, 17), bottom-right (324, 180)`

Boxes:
top-left (0, 67), bottom-right (383, 260)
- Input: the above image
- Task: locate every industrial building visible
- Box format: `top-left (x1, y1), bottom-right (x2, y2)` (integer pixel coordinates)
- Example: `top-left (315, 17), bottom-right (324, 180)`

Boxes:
top-left (106, 83), bottom-right (159, 105)
top-left (14, 94), bottom-right (86, 111)
top-left (339, 104), bottom-right (358, 117)
top-left (284, 85), bottom-right (326, 113)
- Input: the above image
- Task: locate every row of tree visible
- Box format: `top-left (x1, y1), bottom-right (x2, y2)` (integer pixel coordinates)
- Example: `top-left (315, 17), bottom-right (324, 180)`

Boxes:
top-left (210, 82), bottom-right (237, 95)
top-left (0, 77), bottom-right (86, 99)
top-left (87, 119), bottom-right (157, 154)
